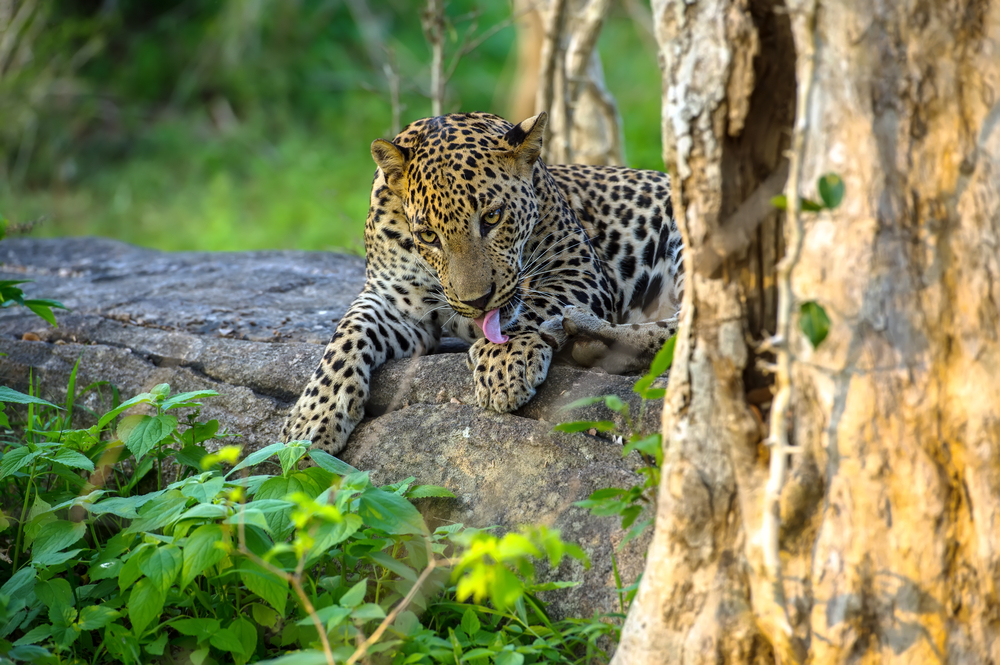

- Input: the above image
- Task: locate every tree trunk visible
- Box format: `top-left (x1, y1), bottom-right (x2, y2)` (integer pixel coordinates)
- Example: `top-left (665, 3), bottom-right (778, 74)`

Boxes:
top-left (613, 0), bottom-right (1000, 662)
top-left (516, 0), bottom-right (625, 165)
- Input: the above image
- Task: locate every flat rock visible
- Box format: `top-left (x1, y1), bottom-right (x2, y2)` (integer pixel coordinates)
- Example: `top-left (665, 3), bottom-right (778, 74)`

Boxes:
top-left (0, 237), bottom-right (659, 619)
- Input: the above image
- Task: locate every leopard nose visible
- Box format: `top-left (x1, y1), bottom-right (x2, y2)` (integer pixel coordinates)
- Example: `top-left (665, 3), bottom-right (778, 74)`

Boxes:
top-left (461, 283), bottom-right (496, 311)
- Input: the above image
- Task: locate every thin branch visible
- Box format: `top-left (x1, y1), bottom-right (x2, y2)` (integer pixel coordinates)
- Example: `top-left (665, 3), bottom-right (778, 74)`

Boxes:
top-left (422, 0), bottom-right (445, 116)
top-left (757, 0), bottom-right (819, 661)
top-left (443, 9), bottom-right (528, 85)
top-left (383, 46), bottom-right (401, 136)
top-left (236, 501), bottom-right (335, 665)
top-left (346, 540), bottom-right (456, 665)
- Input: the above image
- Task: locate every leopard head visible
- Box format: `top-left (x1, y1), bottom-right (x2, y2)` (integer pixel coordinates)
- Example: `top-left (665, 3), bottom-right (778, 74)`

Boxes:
top-left (370, 113), bottom-right (547, 332)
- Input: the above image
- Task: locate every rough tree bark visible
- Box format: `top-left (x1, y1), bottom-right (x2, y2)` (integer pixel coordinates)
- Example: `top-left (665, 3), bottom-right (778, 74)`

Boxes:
top-left (612, 0), bottom-right (1000, 663)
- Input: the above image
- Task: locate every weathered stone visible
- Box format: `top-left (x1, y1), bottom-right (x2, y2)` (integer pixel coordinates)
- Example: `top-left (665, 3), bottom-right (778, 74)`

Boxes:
top-left (1, 237), bottom-right (658, 619)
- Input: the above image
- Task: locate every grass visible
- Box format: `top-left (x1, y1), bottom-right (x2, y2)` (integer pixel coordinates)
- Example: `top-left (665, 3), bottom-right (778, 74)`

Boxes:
top-left (1, 10), bottom-right (662, 254)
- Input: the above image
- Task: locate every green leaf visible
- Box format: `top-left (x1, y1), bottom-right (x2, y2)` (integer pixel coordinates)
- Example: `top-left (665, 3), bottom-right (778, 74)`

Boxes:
top-left (227, 442), bottom-right (286, 477)
top-left (557, 395), bottom-right (606, 411)
top-left (210, 627), bottom-right (247, 653)
top-left (276, 443), bottom-right (308, 477)
top-left (47, 448), bottom-right (95, 472)
top-left (88, 494), bottom-right (158, 520)
top-left (128, 578), bottom-right (164, 636)
top-left (552, 420), bottom-right (615, 433)
top-left (172, 617), bottom-right (220, 640)
top-left (140, 544), bottom-right (182, 593)
top-left (308, 450), bottom-right (359, 476)
top-left (145, 632), bottom-right (169, 656)
top-left (250, 603), bottom-right (280, 629)
top-left (0, 447), bottom-right (43, 480)
top-left (351, 603), bottom-right (387, 622)
top-left (406, 484), bottom-right (456, 499)
top-left (495, 651), bottom-right (525, 665)
top-left (461, 648), bottom-right (494, 662)
top-left (181, 524), bottom-right (228, 589)
top-left (648, 336), bottom-right (676, 378)
top-left (119, 545), bottom-right (153, 591)
top-left (36, 578), bottom-right (74, 612)
top-left (125, 490), bottom-right (188, 534)
top-left (770, 194), bottom-right (788, 210)
top-left (358, 487), bottom-right (426, 536)
top-left (125, 414), bottom-right (178, 462)
top-left (241, 559), bottom-right (288, 616)
top-left (818, 173), bottom-right (845, 209)
top-left (14, 624), bottom-right (52, 646)
top-left (25, 302), bottom-right (58, 326)
top-left (0, 386), bottom-right (59, 407)
top-left (78, 606), bottom-right (120, 630)
top-left (1, 566), bottom-right (36, 598)
top-left (31, 520), bottom-right (86, 561)
top-left (231, 618), bottom-right (258, 665)
top-left (460, 607), bottom-right (480, 638)
top-left (180, 476), bottom-right (224, 504)
top-left (604, 395), bottom-right (626, 413)
top-left (366, 551), bottom-right (417, 582)
top-left (623, 434), bottom-right (662, 460)
top-left (181, 419), bottom-right (220, 447)
top-left (160, 390), bottom-right (220, 411)
top-left (88, 558), bottom-right (123, 582)
top-left (297, 606), bottom-right (351, 630)
top-left (799, 301), bottom-right (831, 349)
top-left (305, 515), bottom-right (363, 565)
top-left (339, 578), bottom-right (367, 608)
top-left (96, 392), bottom-right (155, 432)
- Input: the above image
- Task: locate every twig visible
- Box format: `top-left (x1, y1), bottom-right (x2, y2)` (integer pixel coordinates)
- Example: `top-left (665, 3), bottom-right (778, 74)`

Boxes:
top-left (346, 539), bottom-right (455, 665)
top-left (442, 9), bottom-right (529, 85)
top-left (758, 0), bottom-right (819, 661)
top-left (236, 501), bottom-right (336, 665)
top-left (383, 47), bottom-right (401, 136)
top-left (422, 0), bottom-right (445, 116)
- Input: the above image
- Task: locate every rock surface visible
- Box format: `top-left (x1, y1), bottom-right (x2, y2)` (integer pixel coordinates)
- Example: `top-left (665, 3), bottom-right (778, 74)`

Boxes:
top-left (0, 237), bottom-right (661, 619)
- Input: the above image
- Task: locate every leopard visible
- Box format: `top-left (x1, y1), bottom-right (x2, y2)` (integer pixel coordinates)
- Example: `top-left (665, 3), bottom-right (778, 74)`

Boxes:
top-left (282, 112), bottom-right (685, 454)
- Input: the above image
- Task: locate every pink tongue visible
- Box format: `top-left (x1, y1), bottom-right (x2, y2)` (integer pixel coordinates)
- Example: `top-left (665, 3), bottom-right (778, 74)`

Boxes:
top-left (473, 309), bottom-right (509, 344)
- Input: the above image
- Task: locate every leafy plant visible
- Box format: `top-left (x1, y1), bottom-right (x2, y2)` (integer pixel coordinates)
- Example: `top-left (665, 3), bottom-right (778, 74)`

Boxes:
top-left (556, 337), bottom-right (676, 612)
top-left (0, 380), bottom-right (613, 664)
top-left (0, 281), bottom-right (66, 327)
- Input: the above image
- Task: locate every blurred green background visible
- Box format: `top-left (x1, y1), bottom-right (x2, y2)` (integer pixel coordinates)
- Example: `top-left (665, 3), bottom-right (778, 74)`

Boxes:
top-left (0, 0), bottom-right (661, 253)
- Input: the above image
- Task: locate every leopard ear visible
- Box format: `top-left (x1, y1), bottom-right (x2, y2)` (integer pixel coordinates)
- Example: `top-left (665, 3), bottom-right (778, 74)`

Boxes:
top-left (371, 139), bottom-right (411, 197)
top-left (503, 112), bottom-right (547, 178)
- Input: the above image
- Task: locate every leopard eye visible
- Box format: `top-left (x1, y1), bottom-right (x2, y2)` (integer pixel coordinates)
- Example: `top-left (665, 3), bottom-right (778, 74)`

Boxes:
top-left (484, 208), bottom-right (502, 226)
top-left (418, 230), bottom-right (438, 244)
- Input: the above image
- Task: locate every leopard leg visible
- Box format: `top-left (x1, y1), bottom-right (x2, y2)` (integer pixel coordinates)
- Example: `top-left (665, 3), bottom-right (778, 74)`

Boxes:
top-left (281, 289), bottom-right (440, 454)
top-left (466, 329), bottom-right (561, 413)
top-left (560, 305), bottom-right (677, 374)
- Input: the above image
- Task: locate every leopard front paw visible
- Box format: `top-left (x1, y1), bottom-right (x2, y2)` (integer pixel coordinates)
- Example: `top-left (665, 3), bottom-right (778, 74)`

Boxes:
top-left (467, 334), bottom-right (553, 412)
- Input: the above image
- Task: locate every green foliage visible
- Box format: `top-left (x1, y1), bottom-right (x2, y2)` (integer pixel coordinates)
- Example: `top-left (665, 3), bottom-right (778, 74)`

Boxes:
top-left (557, 336), bottom-right (676, 611)
top-left (0, 281), bottom-right (67, 327)
top-left (798, 300), bottom-right (832, 349)
top-left (770, 171), bottom-right (847, 214)
top-left (771, 173), bottom-right (845, 350)
top-left (0, 379), bottom-right (616, 664)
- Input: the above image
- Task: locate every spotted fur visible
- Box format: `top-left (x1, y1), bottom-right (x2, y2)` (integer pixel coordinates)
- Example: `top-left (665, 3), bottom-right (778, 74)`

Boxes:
top-left (282, 112), bottom-right (684, 454)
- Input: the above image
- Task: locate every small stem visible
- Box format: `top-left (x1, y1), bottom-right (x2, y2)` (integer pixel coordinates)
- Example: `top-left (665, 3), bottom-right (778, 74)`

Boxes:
top-left (13, 460), bottom-right (36, 570)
